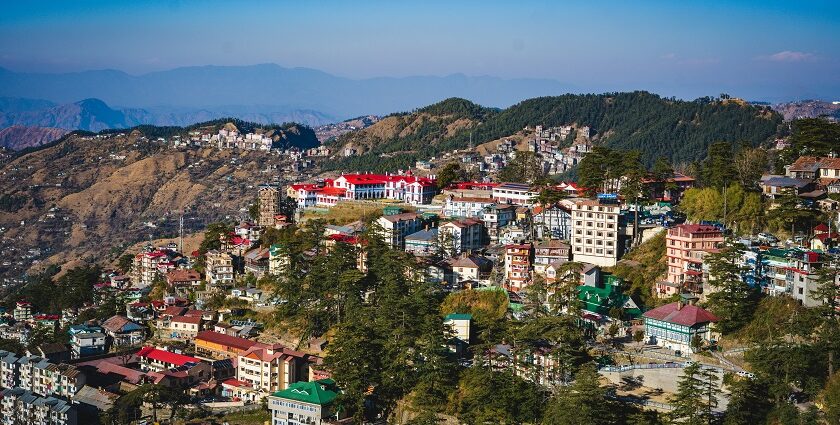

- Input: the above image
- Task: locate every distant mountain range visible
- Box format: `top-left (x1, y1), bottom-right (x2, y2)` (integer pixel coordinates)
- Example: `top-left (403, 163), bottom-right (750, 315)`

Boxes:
top-left (771, 100), bottom-right (840, 121)
top-left (0, 64), bottom-right (571, 121)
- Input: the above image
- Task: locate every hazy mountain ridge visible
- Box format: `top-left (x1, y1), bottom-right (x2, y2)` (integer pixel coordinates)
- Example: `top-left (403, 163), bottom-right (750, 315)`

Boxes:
top-left (772, 100), bottom-right (840, 121)
top-left (0, 64), bottom-right (572, 120)
top-left (0, 125), bottom-right (69, 150)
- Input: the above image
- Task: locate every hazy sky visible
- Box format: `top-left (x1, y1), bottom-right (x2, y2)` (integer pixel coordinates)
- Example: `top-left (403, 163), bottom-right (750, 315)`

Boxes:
top-left (1, 0), bottom-right (839, 101)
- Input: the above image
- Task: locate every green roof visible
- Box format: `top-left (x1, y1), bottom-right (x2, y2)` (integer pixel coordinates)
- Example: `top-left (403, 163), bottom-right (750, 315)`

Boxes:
top-left (577, 279), bottom-right (641, 319)
top-left (271, 379), bottom-right (338, 406)
top-left (445, 313), bottom-right (472, 321)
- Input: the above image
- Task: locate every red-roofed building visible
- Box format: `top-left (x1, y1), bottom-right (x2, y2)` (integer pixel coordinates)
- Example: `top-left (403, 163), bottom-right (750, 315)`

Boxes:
top-left (237, 343), bottom-right (308, 396)
top-left (194, 330), bottom-right (259, 359)
top-left (137, 346), bottom-right (202, 372)
top-left (643, 298), bottom-right (718, 353)
top-left (662, 224), bottom-right (724, 297)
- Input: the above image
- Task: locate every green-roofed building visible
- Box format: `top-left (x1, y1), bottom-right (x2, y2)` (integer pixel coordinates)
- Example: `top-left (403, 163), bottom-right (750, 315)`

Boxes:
top-left (577, 273), bottom-right (642, 320)
top-left (383, 205), bottom-right (404, 216)
top-left (267, 378), bottom-right (345, 425)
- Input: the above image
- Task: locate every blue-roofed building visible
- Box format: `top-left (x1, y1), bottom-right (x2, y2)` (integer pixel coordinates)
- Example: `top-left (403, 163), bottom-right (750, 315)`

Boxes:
top-left (404, 228), bottom-right (438, 257)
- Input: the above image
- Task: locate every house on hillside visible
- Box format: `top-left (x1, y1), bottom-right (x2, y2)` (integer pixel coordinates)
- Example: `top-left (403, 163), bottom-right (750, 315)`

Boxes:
top-left (643, 296), bottom-right (718, 354)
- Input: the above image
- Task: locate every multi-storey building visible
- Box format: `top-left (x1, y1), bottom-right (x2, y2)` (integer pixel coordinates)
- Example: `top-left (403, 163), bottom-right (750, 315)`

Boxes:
top-left (267, 379), bottom-right (345, 425)
top-left (404, 228), bottom-right (438, 257)
top-left (660, 224), bottom-right (724, 297)
top-left (570, 198), bottom-right (626, 267)
top-left (481, 204), bottom-right (516, 242)
top-left (442, 195), bottom-right (496, 218)
top-left (533, 240), bottom-right (570, 276)
top-left (492, 182), bottom-right (539, 206)
top-left (237, 343), bottom-right (307, 398)
top-left (0, 388), bottom-right (77, 425)
top-left (643, 297), bottom-right (718, 354)
top-left (205, 250), bottom-right (235, 287)
top-left (451, 255), bottom-right (493, 287)
top-left (194, 330), bottom-right (258, 359)
top-left (532, 203), bottom-right (572, 240)
top-left (331, 173), bottom-right (437, 205)
top-left (504, 243), bottom-right (533, 292)
top-left (13, 301), bottom-right (32, 322)
top-left (68, 325), bottom-right (106, 359)
top-left (131, 249), bottom-right (172, 287)
top-left (376, 213), bottom-right (423, 249)
top-left (439, 219), bottom-right (484, 254)
top-left (258, 183), bottom-right (282, 227)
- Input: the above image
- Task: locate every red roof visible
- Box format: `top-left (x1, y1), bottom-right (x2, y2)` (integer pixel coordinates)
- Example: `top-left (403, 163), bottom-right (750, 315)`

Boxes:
top-left (195, 330), bottom-right (258, 352)
top-left (643, 302), bottom-right (719, 327)
top-left (137, 346), bottom-right (200, 366)
top-left (814, 223), bottom-right (830, 232)
top-left (171, 315), bottom-right (202, 325)
top-left (318, 187), bottom-right (347, 196)
top-left (222, 378), bottom-right (254, 388)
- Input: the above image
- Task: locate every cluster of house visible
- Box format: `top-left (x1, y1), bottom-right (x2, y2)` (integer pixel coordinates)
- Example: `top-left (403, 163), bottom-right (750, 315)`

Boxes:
top-left (527, 125), bottom-right (594, 175)
top-left (287, 171), bottom-right (439, 208)
top-left (761, 155), bottom-right (840, 205)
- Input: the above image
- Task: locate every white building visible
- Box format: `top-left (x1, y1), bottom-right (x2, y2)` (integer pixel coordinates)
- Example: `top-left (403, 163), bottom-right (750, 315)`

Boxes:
top-left (442, 195), bottom-right (495, 218)
top-left (570, 198), bottom-right (626, 267)
top-left (375, 213), bottom-right (423, 249)
top-left (492, 182), bottom-right (539, 206)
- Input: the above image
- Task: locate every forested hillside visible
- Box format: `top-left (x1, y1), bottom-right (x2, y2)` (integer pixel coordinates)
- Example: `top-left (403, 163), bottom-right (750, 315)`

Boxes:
top-left (322, 97), bottom-right (496, 172)
top-left (325, 92), bottom-right (781, 172)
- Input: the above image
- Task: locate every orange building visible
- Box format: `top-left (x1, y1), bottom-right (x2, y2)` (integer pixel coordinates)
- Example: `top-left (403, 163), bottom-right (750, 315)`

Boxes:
top-left (194, 330), bottom-right (258, 359)
top-left (504, 243), bottom-right (533, 292)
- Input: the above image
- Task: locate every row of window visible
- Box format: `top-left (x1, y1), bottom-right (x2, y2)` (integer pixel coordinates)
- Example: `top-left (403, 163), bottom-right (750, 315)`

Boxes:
top-left (573, 247), bottom-right (615, 255)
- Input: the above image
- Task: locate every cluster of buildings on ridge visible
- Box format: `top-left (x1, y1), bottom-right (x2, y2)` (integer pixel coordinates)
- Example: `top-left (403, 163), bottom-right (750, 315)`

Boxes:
top-left (10, 124), bottom-right (840, 423)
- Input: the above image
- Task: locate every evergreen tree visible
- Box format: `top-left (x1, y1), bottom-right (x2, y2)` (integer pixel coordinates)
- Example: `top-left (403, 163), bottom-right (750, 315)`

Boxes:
top-left (705, 243), bottom-right (758, 334)
top-left (543, 365), bottom-right (616, 425)
top-left (812, 264), bottom-right (840, 377)
top-left (723, 378), bottom-right (771, 425)
top-left (669, 362), bottom-right (718, 425)
top-left (702, 142), bottom-right (737, 189)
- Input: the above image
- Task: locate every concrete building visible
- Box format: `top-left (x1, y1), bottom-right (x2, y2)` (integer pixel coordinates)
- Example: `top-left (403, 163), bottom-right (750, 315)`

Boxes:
top-left (439, 218), bottom-right (484, 255)
top-left (532, 203), bottom-right (572, 240)
top-left (504, 243), bottom-right (533, 292)
top-left (267, 379), bottom-right (344, 425)
top-left (661, 224), bottom-right (724, 297)
top-left (481, 204), bottom-right (516, 242)
top-left (570, 198), bottom-right (626, 267)
top-left (375, 213), bottom-right (423, 249)
top-left (492, 182), bottom-right (539, 206)
top-left (237, 344), bottom-right (307, 399)
top-left (442, 195), bottom-right (496, 218)
top-left (533, 240), bottom-right (570, 276)
top-left (258, 184), bottom-right (282, 227)
top-left (205, 250), bottom-right (235, 287)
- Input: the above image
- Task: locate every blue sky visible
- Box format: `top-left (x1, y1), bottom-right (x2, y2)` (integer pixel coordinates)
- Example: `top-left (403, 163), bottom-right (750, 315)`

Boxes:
top-left (0, 0), bottom-right (838, 101)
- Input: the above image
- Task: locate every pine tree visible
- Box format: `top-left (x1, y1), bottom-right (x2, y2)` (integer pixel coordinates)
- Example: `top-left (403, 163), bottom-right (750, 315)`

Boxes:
top-left (543, 365), bottom-right (616, 425)
top-left (812, 264), bottom-right (840, 377)
top-left (669, 362), bottom-right (716, 425)
top-left (706, 243), bottom-right (758, 334)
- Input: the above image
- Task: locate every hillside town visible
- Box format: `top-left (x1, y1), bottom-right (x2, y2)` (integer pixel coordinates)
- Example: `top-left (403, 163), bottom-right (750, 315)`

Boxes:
top-left (3, 111), bottom-right (840, 425)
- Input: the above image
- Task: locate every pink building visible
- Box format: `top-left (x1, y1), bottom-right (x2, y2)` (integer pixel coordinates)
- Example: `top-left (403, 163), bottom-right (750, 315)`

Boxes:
top-left (660, 224), bottom-right (724, 297)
